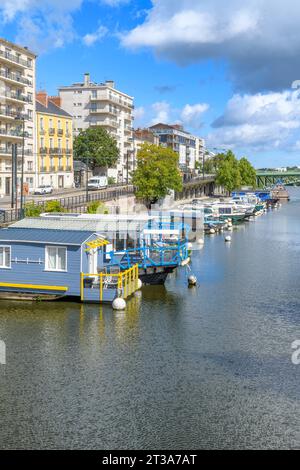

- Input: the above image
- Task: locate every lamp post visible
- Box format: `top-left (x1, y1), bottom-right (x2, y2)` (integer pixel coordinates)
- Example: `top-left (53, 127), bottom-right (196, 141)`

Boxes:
top-left (86, 156), bottom-right (89, 204)
top-left (15, 115), bottom-right (25, 217)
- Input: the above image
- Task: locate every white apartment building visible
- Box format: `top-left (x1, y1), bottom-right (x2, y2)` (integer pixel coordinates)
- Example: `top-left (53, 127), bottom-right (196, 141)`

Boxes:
top-left (149, 123), bottom-right (206, 171)
top-left (0, 38), bottom-right (36, 197)
top-left (58, 74), bottom-right (134, 182)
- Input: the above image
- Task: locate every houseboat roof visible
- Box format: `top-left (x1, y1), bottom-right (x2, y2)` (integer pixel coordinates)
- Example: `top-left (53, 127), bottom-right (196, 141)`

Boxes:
top-left (0, 228), bottom-right (102, 246)
top-left (11, 216), bottom-right (154, 234)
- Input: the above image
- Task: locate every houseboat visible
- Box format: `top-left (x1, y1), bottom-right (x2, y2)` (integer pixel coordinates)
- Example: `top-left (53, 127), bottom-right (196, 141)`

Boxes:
top-left (0, 226), bottom-right (140, 303)
top-left (9, 213), bottom-right (190, 286)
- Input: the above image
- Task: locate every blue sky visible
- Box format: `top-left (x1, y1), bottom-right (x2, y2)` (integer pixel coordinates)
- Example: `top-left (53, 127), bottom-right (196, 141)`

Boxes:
top-left (1, 0), bottom-right (300, 168)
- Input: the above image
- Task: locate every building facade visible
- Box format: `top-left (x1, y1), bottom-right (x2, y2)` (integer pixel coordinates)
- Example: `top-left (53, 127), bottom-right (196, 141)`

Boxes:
top-left (0, 38), bottom-right (36, 196)
top-left (133, 128), bottom-right (160, 166)
top-left (36, 92), bottom-right (74, 189)
top-left (58, 74), bottom-right (134, 183)
top-left (149, 123), bottom-right (204, 172)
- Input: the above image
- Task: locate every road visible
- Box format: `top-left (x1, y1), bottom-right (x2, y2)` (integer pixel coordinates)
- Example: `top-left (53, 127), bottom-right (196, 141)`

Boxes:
top-left (0, 184), bottom-right (133, 209)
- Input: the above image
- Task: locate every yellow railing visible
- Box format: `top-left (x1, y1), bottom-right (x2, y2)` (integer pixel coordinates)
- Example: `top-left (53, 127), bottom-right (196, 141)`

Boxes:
top-left (80, 264), bottom-right (139, 303)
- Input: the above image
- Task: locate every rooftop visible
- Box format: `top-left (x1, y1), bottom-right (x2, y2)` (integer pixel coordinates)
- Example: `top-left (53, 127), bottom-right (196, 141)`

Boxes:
top-left (0, 228), bottom-right (103, 246)
top-left (36, 99), bottom-right (72, 119)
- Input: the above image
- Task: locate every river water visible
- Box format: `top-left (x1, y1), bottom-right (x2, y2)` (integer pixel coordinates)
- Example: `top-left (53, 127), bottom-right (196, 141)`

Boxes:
top-left (0, 189), bottom-right (300, 450)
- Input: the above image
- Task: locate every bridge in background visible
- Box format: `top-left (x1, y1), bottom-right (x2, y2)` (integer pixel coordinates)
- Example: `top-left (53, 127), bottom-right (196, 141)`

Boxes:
top-left (175, 175), bottom-right (225, 201)
top-left (256, 170), bottom-right (300, 187)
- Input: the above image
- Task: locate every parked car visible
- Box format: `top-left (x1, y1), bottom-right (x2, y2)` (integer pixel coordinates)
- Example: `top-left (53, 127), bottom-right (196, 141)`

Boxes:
top-left (87, 176), bottom-right (108, 190)
top-left (34, 185), bottom-right (54, 195)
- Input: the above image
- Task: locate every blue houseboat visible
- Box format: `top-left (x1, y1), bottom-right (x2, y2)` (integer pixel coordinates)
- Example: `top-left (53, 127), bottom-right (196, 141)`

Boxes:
top-left (0, 227), bottom-right (139, 303)
top-left (11, 214), bottom-right (190, 285)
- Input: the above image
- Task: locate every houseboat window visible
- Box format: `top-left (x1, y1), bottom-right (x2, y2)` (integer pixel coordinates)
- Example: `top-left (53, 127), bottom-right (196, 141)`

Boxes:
top-left (0, 246), bottom-right (11, 268)
top-left (45, 246), bottom-right (67, 272)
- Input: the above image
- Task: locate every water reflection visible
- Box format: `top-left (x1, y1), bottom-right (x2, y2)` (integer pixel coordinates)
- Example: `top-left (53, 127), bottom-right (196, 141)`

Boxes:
top-left (1, 190), bottom-right (300, 449)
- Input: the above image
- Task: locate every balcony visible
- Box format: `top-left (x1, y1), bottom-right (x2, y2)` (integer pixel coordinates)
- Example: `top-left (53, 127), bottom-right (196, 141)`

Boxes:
top-left (90, 107), bottom-right (118, 116)
top-left (58, 166), bottom-right (65, 172)
top-left (40, 166), bottom-right (47, 173)
top-left (0, 70), bottom-right (32, 86)
top-left (0, 49), bottom-right (33, 69)
top-left (49, 128), bottom-right (55, 136)
top-left (0, 108), bottom-right (23, 120)
top-left (57, 129), bottom-right (64, 136)
top-left (66, 166), bottom-right (72, 172)
top-left (40, 147), bottom-right (48, 154)
top-left (0, 128), bottom-right (24, 139)
top-left (0, 91), bottom-right (32, 104)
top-left (66, 149), bottom-right (72, 155)
top-left (66, 131), bottom-right (71, 138)
top-left (0, 147), bottom-right (33, 156)
top-left (50, 166), bottom-right (56, 172)
top-left (40, 128), bottom-right (45, 135)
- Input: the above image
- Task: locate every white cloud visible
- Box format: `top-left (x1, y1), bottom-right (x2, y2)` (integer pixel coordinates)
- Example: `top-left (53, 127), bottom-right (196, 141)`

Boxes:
top-left (0, 0), bottom-right (83, 52)
top-left (207, 89), bottom-right (300, 151)
top-left (121, 0), bottom-right (300, 92)
top-left (101, 0), bottom-right (130, 5)
top-left (181, 103), bottom-right (209, 128)
top-left (83, 25), bottom-right (108, 46)
top-left (134, 106), bottom-right (146, 126)
top-left (151, 101), bottom-right (171, 124)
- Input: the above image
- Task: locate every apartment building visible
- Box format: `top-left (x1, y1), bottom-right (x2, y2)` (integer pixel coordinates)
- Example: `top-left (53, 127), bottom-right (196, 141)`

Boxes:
top-left (149, 123), bottom-right (204, 171)
top-left (36, 92), bottom-right (74, 189)
top-left (0, 38), bottom-right (36, 196)
top-left (58, 74), bottom-right (134, 182)
top-left (133, 128), bottom-right (160, 165)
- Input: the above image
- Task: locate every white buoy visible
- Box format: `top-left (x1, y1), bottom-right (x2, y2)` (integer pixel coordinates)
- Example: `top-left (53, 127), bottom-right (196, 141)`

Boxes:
top-left (137, 279), bottom-right (143, 290)
top-left (225, 236), bottom-right (232, 243)
top-left (187, 242), bottom-right (193, 250)
top-left (209, 228), bottom-right (216, 234)
top-left (188, 275), bottom-right (197, 286)
top-left (112, 298), bottom-right (126, 310)
top-left (197, 238), bottom-right (205, 245)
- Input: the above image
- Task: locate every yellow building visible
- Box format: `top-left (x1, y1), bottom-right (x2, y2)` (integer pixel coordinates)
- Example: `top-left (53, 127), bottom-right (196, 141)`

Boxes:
top-left (36, 91), bottom-right (74, 189)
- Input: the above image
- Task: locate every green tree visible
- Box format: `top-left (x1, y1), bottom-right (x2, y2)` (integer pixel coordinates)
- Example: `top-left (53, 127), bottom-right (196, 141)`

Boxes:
top-left (25, 202), bottom-right (43, 217)
top-left (132, 143), bottom-right (183, 206)
top-left (74, 127), bottom-right (119, 173)
top-left (87, 201), bottom-right (109, 214)
top-left (215, 150), bottom-right (242, 193)
top-left (44, 200), bottom-right (66, 213)
top-left (238, 157), bottom-right (257, 187)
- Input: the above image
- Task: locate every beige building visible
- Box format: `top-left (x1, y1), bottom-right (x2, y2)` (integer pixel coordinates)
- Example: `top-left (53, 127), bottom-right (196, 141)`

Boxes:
top-left (133, 128), bottom-right (160, 168)
top-left (0, 38), bottom-right (36, 196)
top-left (58, 74), bottom-right (134, 183)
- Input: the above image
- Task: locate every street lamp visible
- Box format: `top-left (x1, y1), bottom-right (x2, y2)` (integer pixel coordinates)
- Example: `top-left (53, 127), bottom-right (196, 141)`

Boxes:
top-left (15, 114), bottom-right (25, 216)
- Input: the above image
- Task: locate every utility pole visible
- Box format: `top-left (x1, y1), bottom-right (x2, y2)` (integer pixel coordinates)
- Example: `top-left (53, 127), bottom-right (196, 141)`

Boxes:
top-left (20, 117), bottom-right (25, 217)
top-left (86, 156), bottom-right (89, 204)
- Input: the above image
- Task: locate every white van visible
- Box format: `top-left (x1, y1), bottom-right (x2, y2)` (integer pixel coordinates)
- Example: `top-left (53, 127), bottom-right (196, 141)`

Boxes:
top-left (87, 176), bottom-right (108, 190)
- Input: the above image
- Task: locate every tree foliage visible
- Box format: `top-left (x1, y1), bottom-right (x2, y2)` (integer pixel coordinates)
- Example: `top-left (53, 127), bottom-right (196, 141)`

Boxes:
top-left (87, 201), bottom-right (109, 214)
top-left (74, 127), bottom-right (119, 171)
top-left (238, 157), bottom-right (257, 187)
top-left (206, 150), bottom-right (257, 193)
top-left (132, 143), bottom-right (183, 205)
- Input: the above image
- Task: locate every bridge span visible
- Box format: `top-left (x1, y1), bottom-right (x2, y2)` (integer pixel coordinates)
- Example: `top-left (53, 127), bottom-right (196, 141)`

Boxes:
top-left (256, 170), bottom-right (300, 187)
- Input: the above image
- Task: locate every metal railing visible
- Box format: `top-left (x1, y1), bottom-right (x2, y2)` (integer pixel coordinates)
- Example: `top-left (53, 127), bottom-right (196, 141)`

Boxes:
top-left (0, 70), bottom-right (31, 85)
top-left (0, 208), bottom-right (22, 226)
top-left (80, 264), bottom-right (139, 302)
top-left (0, 49), bottom-right (32, 68)
top-left (32, 185), bottom-right (134, 212)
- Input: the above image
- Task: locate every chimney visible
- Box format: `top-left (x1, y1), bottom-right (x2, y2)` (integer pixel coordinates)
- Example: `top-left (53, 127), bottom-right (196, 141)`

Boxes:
top-left (84, 73), bottom-right (90, 86)
top-left (105, 80), bottom-right (115, 89)
top-left (49, 96), bottom-right (61, 108)
top-left (36, 91), bottom-right (48, 107)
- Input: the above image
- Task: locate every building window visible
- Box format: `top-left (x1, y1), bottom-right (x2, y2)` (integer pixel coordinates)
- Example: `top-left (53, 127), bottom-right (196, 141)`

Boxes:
top-left (45, 246), bottom-right (67, 272)
top-left (27, 161), bottom-right (33, 171)
top-left (40, 117), bottom-right (43, 129)
top-left (0, 246), bottom-right (11, 269)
